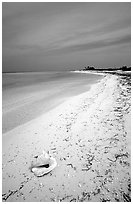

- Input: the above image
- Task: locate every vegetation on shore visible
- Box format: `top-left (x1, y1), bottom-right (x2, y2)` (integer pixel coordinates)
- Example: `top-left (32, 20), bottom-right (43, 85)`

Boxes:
top-left (81, 65), bottom-right (131, 72)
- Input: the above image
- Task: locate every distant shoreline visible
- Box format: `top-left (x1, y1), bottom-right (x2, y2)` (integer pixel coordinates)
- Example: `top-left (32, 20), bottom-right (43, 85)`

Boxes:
top-left (72, 69), bottom-right (131, 76)
top-left (71, 70), bottom-right (106, 76)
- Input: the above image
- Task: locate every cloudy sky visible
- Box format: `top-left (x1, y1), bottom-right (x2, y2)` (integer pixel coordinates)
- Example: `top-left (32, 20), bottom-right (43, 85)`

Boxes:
top-left (2, 2), bottom-right (131, 72)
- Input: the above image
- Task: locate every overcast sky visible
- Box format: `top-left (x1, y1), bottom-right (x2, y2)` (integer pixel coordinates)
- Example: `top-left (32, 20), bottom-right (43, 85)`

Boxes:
top-left (2, 2), bottom-right (131, 72)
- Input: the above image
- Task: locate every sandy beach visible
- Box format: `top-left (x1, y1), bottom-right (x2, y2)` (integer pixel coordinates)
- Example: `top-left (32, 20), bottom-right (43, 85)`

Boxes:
top-left (2, 73), bottom-right (131, 202)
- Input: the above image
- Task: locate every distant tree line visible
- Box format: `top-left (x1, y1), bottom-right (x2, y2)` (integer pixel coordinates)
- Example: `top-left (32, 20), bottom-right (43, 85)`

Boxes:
top-left (83, 65), bottom-right (131, 71)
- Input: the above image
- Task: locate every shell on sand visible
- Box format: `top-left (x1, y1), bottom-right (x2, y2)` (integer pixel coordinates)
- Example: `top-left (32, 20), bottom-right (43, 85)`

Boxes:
top-left (30, 151), bottom-right (57, 177)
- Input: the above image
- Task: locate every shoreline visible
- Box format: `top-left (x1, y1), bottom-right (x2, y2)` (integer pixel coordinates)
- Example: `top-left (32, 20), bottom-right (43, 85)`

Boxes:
top-left (2, 71), bottom-right (102, 133)
top-left (71, 70), bottom-right (131, 76)
top-left (71, 70), bottom-right (106, 76)
top-left (2, 73), bottom-right (131, 202)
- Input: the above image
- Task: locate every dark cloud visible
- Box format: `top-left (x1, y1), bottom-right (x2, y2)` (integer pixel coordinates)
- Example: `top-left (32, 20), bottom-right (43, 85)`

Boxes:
top-left (2, 2), bottom-right (131, 72)
top-left (48, 34), bottom-right (131, 55)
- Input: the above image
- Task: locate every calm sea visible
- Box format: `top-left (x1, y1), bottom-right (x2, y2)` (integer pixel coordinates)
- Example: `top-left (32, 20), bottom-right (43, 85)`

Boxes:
top-left (2, 71), bottom-right (103, 133)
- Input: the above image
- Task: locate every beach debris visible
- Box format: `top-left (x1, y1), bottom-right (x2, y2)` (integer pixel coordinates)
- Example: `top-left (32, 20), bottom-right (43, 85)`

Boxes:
top-left (67, 163), bottom-right (76, 170)
top-left (49, 187), bottom-right (54, 192)
top-left (70, 198), bottom-right (77, 202)
top-left (59, 195), bottom-right (73, 202)
top-left (78, 192), bottom-right (90, 202)
top-left (30, 150), bottom-right (57, 177)
top-left (123, 192), bottom-right (131, 202)
top-left (39, 183), bottom-right (43, 188)
top-left (78, 183), bottom-right (81, 187)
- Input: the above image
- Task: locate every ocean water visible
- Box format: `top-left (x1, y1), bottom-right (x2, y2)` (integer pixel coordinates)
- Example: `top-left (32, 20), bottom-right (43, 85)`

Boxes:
top-left (2, 71), bottom-right (103, 133)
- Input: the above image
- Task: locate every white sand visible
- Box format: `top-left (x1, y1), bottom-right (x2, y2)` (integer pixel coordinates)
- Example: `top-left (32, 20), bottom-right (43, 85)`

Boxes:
top-left (2, 74), bottom-right (131, 202)
top-left (71, 70), bottom-right (106, 76)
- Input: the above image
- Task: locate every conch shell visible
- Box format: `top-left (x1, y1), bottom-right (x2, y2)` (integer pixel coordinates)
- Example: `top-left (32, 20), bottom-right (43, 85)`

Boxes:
top-left (30, 151), bottom-right (57, 177)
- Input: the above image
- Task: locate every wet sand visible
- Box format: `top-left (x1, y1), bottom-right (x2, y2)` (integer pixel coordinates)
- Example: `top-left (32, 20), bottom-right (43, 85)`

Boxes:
top-left (2, 73), bottom-right (131, 202)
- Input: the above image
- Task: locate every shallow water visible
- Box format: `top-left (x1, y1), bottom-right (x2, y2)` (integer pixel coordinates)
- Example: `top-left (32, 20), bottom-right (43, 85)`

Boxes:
top-left (2, 71), bottom-right (103, 133)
